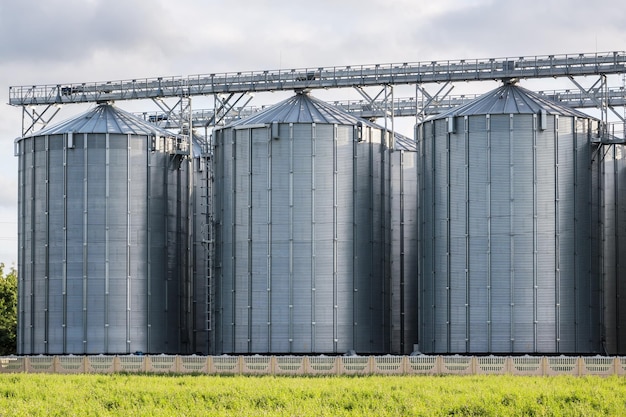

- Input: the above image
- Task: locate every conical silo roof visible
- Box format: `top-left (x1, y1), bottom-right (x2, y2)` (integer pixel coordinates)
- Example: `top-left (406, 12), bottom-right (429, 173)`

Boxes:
top-left (228, 91), bottom-right (371, 127)
top-left (432, 82), bottom-right (590, 119)
top-left (26, 104), bottom-right (178, 137)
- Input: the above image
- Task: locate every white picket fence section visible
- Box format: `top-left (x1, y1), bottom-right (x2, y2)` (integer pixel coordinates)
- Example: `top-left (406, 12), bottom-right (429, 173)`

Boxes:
top-left (2, 355), bottom-right (625, 376)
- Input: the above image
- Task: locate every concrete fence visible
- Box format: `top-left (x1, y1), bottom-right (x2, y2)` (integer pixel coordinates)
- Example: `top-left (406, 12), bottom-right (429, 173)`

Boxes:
top-left (1, 355), bottom-right (624, 376)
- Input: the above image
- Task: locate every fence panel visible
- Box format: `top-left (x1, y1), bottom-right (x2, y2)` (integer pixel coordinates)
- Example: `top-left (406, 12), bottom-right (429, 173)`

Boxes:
top-left (242, 356), bottom-right (272, 374)
top-left (475, 356), bottom-right (507, 375)
top-left (86, 356), bottom-right (115, 373)
top-left (581, 357), bottom-right (615, 376)
top-left (307, 356), bottom-right (339, 375)
top-left (146, 355), bottom-right (177, 373)
top-left (26, 356), bottom-right (54, 373)
top-left (340, 357), bottom-right (371, 375)
top-left (406, 355), bottom-right (439, 375)
top-left (56, 356), bottom-right (85, 374)
top-left (510, 356), bottom-right (543, 376)
top-left (179, 356), bottom-right (209, 374)
top-left (0, 357), bottom-right (25, 373)
top-left (211, 356), bottom-right (240, 374)
top-left (274, 356), bottom-right (305, 375)
top-left (545, 356), bottom-right (579, 376)
top-left (115, 356), bottom-right (146, 373)
top-left (441, 356), bottom-right (474, 375)
top-left (372, 356), bottom-right (405, 374)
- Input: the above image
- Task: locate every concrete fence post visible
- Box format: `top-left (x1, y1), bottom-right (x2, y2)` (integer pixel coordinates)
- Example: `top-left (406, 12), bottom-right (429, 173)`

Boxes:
top-left (577, 357), bottom-right (583, 376)
top-left (270, 356), bottom-right (277, 375)
top-left (302, 356), bottom-right (309, 375)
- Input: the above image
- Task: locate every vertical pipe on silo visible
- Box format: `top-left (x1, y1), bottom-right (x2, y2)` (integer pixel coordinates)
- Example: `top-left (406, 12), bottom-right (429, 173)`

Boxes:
top-left (82, 133), bottom-right (88, 353)
top-left (430, 120), bottom-right (436, 352)
top-left (126, 134), bottom-right (132, 354)
top-left (446, 124), bottom-right (451, 353)
top-left (554, 116), bottom-right (561, 352)
top-left (416, 124), bottom-right (422, 353)
top-left (333, 124), bottom-right (338, 353)
top-left (366, 126), bottom-right (376, 350)
top-left (230, 128), bottom-right (237, 352)
top-left (532, 114), bottom-right (538, 352)
top-left (381, 130), bottom-right (388, 351)
top-left (62, 132), bottom-right (68, 353)
top-left (351, 125), bottom-right (357, 351)
top-left (247, 129), bottom-right (253, 353)
top-left (594, 142), bottom-right (604, 353)
top-left (287, 123), bottom-right (293, 353)
top-left (464, 116), bottom-right (470, 352)
top-left (105, 133), bottom-right (110, 352)
top-left (29, 136), bottom-right (35, 354)
top-left (613, 144), bottom-right (620, 353)
top-left (486, 115), bottom-right (492, 352)
top-left (572, 118), bottom-right (579, 352)
top-left (44, 135), bottom-right (50, 354)
top-left (311, 123), bottom-right (316, 352)
top-left (17, 138), bottom-right (24, 354)
top-left (146, 139), bottom-right (152, 353)
top-left (508, 114), bottom-right (515, 352)
top-left (399, 149), bottom-right (405, 353)
top-left (265, 127), bottom-right (272, 352)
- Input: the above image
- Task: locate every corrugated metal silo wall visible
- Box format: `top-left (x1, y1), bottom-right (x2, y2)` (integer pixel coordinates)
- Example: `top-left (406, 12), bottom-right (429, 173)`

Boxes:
top-left (389, 147), bottom-right (418, 354)
top-left (17, 133), bottom-right (187, 354)
top-left (598, 143), bottom-right (626, 355)
top-left (418, 114), bottom-right (600, 354)
top-left (213, 123), bottom-right (390, 354)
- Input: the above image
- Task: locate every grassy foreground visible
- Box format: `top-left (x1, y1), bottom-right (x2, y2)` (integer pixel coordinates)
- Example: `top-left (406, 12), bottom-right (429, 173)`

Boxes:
top-left (1, 374), bottom-right (626, 416)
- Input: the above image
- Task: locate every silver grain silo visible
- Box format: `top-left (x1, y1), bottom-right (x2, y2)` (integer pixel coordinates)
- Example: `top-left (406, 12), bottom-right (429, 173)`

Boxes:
top-left (595, 142), bottom-right (626, 355)
top-left (417, 81), bottom-right (601, 354)
top-left (389, 135), bottom-right (418, 354)
top-left (213, 91), bottom-right (390, 354)
top-left (16, 104), bottom-right (190, 355)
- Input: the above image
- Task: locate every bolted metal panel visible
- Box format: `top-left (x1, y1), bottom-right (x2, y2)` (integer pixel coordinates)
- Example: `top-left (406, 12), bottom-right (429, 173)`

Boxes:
top-left (213, 93), bottom-right (391, 354)
top-left (16, 105), bottom-right (189, 355)
top-left (417, 84), bottom-right (601, 354)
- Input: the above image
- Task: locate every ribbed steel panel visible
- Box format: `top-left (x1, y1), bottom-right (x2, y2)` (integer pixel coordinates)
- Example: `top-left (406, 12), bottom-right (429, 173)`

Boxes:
top-left (16, 105), bottom-right (189, 355)
top-left (417, 84), bottom-right (601, 354)
top-left (213, 92), bottom-right (390, 354)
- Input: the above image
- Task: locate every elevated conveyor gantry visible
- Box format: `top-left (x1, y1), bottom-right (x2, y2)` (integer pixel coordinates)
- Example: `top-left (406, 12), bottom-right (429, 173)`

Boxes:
top-left (8, 50), bottom-right (626, 140)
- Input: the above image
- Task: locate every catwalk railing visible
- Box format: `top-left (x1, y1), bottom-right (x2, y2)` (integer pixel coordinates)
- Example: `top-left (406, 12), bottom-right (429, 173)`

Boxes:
top-left (2, 355), bottom-right (625, 376)
top-left (8, 51), bottom-right (626, 106)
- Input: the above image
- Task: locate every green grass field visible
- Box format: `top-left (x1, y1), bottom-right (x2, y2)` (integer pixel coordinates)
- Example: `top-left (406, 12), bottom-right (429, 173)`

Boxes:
top-left (1, 374), bottom-right (626, 416)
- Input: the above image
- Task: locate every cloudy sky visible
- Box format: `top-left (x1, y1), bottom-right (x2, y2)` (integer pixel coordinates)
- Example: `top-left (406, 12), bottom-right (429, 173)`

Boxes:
top-left (0, 0), bottom-right (624, 265)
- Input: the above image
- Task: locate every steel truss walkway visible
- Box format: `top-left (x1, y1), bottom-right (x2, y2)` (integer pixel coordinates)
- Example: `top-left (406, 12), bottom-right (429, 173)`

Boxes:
top-left (8, 50), bottom-right (626, 139)
top-left (9, 51), bottom-right (626, 105)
